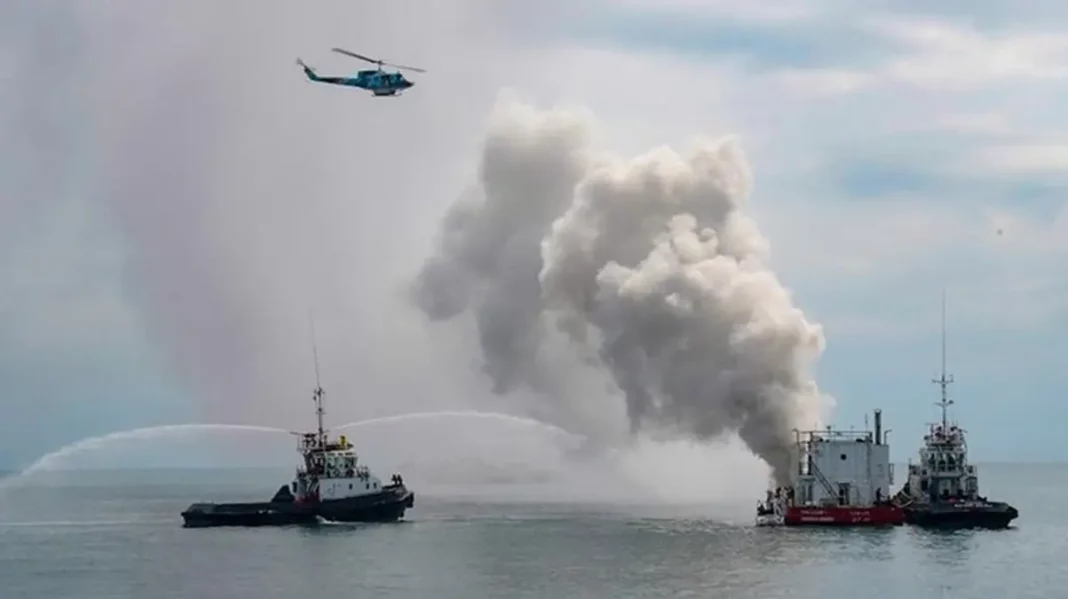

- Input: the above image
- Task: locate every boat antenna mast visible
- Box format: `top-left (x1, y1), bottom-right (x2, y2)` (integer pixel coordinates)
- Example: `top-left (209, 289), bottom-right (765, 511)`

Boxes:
top-left (309, 314), bottom-right (326, 446)
top-left (932, 288), bottom-right (954, 428)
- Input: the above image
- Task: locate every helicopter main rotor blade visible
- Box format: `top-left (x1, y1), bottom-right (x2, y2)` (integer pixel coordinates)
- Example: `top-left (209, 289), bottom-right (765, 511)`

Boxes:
top-left (331, 47), bottom-right (381, 65)
top-left (380, 60), bottom-right (426, 73)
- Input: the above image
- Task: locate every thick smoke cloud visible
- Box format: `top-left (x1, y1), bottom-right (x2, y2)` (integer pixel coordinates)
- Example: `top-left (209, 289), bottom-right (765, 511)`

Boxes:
top-left (413, 99), bottom-right (828, 482)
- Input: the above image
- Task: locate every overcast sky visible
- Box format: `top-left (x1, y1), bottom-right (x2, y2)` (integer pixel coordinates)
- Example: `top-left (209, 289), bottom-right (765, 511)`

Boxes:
top-left (2, 0), bottom-right (1066, 470)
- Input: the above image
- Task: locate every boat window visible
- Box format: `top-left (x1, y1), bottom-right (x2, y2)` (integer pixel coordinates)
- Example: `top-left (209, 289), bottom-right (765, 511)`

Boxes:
top-left (840, 453), bottom-right (847, 460)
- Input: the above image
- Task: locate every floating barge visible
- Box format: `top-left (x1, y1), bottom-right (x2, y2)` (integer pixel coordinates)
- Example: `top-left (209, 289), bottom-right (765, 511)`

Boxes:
top-left (756, 409), bottom-right (904, 527)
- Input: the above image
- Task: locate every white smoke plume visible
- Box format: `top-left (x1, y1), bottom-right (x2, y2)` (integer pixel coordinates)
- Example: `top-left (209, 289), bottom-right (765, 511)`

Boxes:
top-left (413, 98), bottom-right (829, 483)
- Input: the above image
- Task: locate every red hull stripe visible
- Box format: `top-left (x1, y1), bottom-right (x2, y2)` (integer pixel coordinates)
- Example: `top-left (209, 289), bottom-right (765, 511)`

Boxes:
top-left (783, 506), bottom-right (904, 526)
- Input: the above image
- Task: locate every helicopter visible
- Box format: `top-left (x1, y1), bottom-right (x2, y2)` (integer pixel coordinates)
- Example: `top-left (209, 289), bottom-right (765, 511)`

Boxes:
top-left (296, 48), bottom-right (425, 97)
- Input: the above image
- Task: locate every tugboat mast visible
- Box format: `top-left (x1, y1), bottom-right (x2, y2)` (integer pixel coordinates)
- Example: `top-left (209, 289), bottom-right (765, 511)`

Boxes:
top-left (310, 316), bottom-right (326, 446)
top-left (932, 288), bottom-right (954, 429)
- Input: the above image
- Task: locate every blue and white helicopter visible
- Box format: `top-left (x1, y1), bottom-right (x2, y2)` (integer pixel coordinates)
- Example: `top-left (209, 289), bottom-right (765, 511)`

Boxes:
top-left (297, 48), bottom-right (425, 97)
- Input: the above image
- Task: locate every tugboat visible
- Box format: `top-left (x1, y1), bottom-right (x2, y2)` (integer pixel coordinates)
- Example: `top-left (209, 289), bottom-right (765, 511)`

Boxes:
top-left (181, 376), bottom-right (415, 528)
top-left (891, 293), bottom-right (1019, 529)
top-left (755, 409), bottom-right (904, 527)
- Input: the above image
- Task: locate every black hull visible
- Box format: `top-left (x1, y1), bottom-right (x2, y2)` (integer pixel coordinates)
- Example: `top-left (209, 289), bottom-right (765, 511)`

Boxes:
top-left (904, 502), bottom-right (1019, 529)
top-left (317, 488), bottom-right (415, 523)
top-left (182, 486), bottom-right (415, 528)
top-left (181, 503), bottom-right (319, 528)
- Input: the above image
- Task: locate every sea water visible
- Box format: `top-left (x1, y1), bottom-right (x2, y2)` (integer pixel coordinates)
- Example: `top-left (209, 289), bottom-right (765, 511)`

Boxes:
top-left (0, 464), bottom-right (1060, 599)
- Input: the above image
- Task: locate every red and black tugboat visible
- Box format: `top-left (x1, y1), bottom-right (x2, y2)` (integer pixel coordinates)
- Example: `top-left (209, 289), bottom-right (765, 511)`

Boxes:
top-left (755, 409), bottom-right (904, 527)
top-left (891, 293), bottom-right (1019, 529)
top-left (893, 419), bottom-right (1018, 529)
top-left (181, 377), bottom-right (415, 528)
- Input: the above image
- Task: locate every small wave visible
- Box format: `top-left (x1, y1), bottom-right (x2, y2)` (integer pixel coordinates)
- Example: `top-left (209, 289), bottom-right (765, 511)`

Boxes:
top-left (0, 518), bottom-right (172, 528)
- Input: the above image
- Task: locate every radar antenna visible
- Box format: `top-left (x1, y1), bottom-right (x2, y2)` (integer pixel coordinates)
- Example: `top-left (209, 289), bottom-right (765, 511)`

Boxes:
top-left (932, 288), bottom-right (954, 428)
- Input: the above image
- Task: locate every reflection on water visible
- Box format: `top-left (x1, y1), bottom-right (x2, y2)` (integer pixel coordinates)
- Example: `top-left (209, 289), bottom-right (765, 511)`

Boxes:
top-left (908, 527), bottom-right (983, 567)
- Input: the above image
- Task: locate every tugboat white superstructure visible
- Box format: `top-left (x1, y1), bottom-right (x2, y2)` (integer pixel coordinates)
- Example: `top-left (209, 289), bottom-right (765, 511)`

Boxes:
top-left (182, 367), bottom-right (415, 528)
top-left (892, 292), bottom-right (1018, 529)
top-left (755, 409), bottom-right (904, 527)
top-left (287, 383), bottom-right (416, 523)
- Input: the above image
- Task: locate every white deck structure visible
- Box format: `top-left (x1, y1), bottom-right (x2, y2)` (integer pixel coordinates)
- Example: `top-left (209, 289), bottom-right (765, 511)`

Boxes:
top-left (759, 409), bottom-right (894, 520)
top-left (789, 409), bottom-right (894, 507)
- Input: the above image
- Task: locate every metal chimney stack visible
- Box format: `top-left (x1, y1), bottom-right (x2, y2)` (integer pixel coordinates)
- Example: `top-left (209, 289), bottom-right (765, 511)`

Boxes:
top-left (874, 409), bottom-right (883, 445)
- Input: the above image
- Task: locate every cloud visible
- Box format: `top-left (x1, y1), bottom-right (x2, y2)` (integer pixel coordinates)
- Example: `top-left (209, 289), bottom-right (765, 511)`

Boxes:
top-left (967, 143), bottom-right (1068, 174)
top-left (554, 3), bottom-right (891, 70)
top-left (614, 0), bottom-right (820, 23)
top-left (760, 68), bottom-right (875, 97)
top-left (857, 16), bottom-right (1068, 90)
top-left (3, 0), bottom-right (1067, 468)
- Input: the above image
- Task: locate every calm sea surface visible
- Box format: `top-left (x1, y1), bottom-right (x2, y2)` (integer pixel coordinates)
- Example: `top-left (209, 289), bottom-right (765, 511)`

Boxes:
top-left (0, 464), bottom-right (1059, 599)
